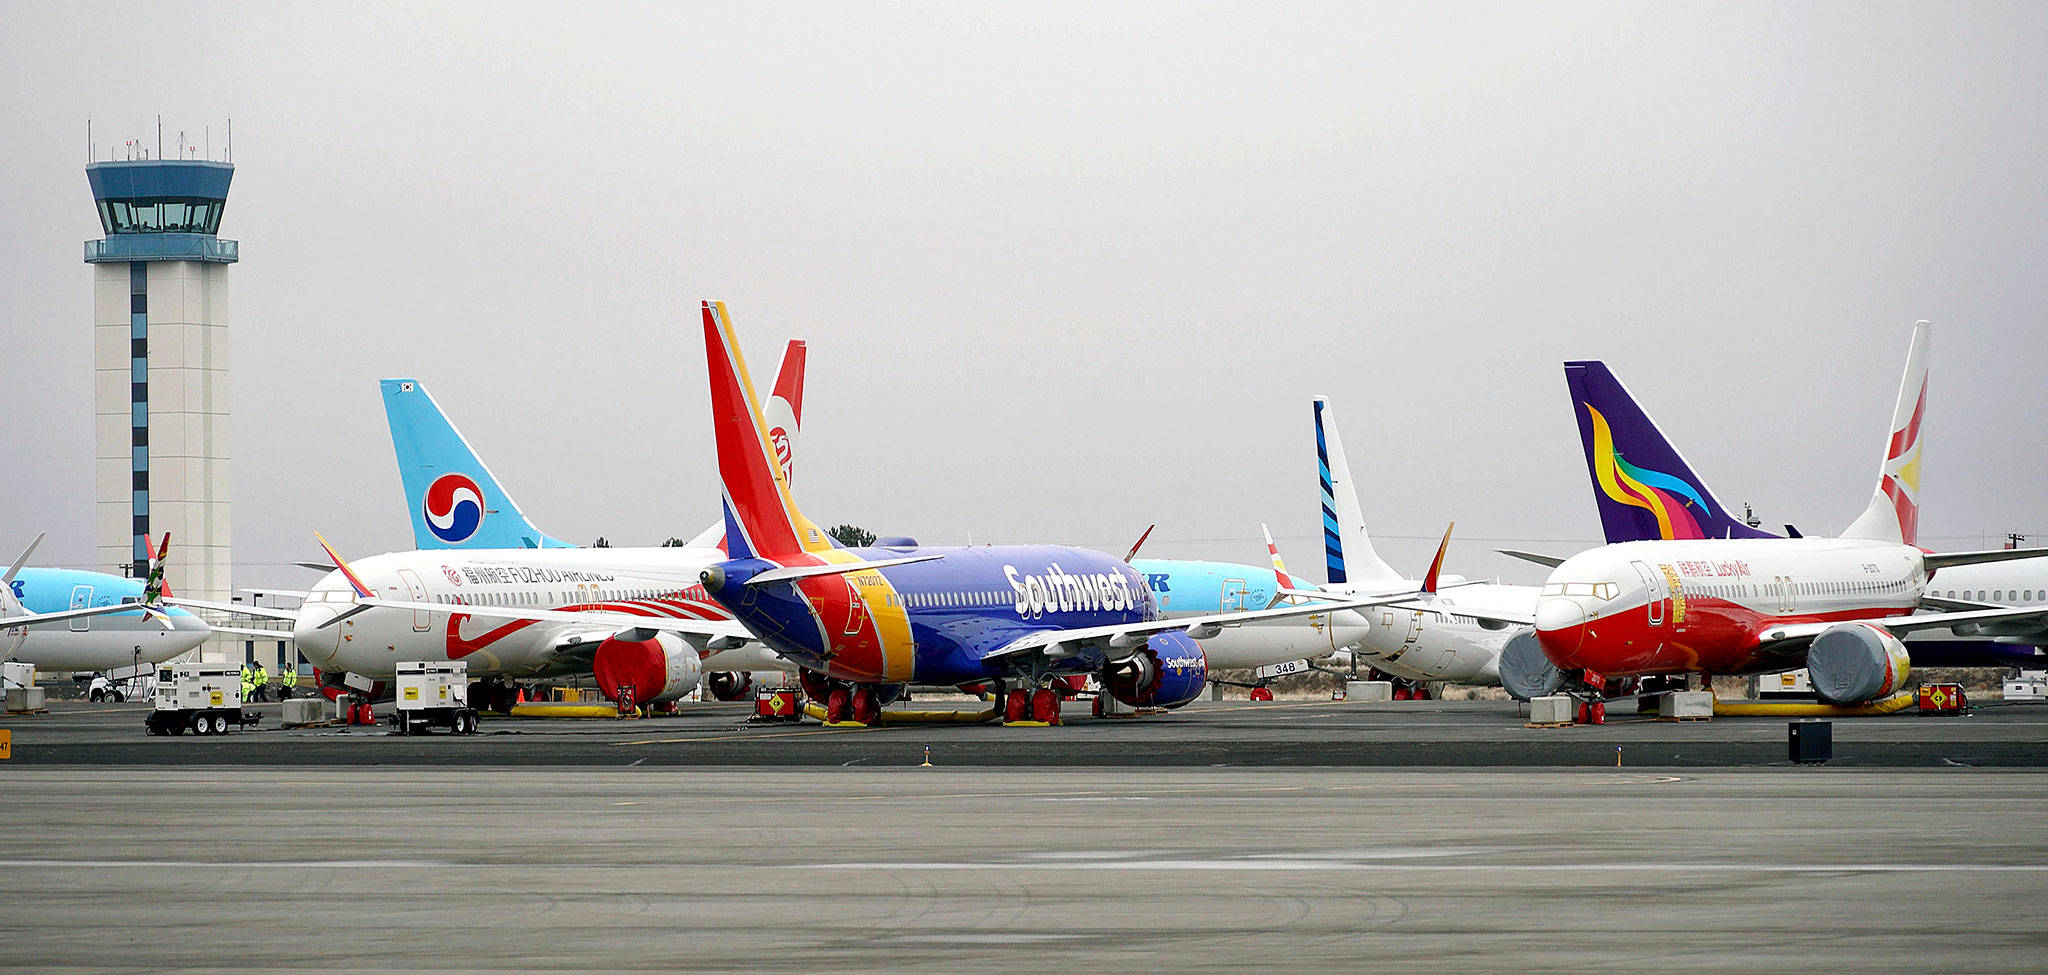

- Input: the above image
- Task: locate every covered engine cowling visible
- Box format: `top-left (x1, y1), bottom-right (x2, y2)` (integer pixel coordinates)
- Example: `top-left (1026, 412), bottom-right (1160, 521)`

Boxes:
top-left (1498, 627), bottom-right (1563, 701)
top-left (1806, 622), bottom-right (1911, 704)
top-left (1103, 631), bottom-right (1208, 709)
top-left (704, 670), bottom-right (753, 702)
top-left (593, 631), bottom-right (704, 705)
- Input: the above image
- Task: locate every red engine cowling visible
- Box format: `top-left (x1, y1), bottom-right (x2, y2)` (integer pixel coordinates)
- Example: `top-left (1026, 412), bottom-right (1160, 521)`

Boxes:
top-left (704, 670), bottom-right (754, 701)
top-left (593, 632), bottom-right (704, 705)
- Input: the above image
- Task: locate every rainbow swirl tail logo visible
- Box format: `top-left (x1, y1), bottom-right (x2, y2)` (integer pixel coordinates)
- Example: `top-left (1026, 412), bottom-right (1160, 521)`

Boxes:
top-left (423, 473), bottom-right (485, 544)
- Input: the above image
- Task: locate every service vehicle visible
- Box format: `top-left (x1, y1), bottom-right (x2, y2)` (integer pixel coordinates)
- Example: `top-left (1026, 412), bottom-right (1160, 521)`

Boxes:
top-left (391, 661), bottom-right (480, 735)
top-left (144, 663), bottom-right (261, 735)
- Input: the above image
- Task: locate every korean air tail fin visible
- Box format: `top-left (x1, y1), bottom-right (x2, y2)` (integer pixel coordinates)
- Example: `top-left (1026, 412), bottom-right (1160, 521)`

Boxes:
top-left (381, 378), bottom-right (571, 550)
top-left (1842, 321), bottom-right (1930, 545)
top-left (702, 302), bottom-right (834, 562)
top-left (1563, 361), bottom-right (1777, 543)
top-left (1312, 397), bottom-right (1401, 585)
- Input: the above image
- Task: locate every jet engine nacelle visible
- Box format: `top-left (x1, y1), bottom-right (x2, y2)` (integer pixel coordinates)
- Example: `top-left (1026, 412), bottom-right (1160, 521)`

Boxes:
top-left (1498, 627), bottom-right (1562, 701)
top-left (1103, 631), bottom-right (1208, 709)
top-left (703, 670), bottom-right (754, 701)
top-left (593, 631), bottom-right (704, 705)
top-left (1806, 622), bottom-right (1911, 705)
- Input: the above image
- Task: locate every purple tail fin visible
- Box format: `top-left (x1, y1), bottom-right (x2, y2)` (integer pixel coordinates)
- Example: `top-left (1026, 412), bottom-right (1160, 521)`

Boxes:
top-left (1563, 361), bottom-right (1779, 543)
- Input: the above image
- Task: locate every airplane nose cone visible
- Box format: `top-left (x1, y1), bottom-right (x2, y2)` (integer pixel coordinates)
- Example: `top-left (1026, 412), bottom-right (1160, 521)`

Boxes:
top-left (292, 605), bottom-right (342, 666)
top-left (171, 611), bottom-right (211, 652)
top-left (1533, 597), bottom-right (1587, 663)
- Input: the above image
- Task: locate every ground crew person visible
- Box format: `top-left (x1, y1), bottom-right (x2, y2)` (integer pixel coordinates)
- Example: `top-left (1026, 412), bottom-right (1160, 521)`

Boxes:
top-left (250, 662), bottom-right (268, 702)
top-left (240, 664), bottom-right (255, 701)
top-left (278, 661), bottom-right (297, 697)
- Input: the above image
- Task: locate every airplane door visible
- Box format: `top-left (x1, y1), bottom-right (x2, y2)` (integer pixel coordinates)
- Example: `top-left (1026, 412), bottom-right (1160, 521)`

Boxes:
top-left (396, 569), bottom-right (431, 632)
top-left (1221, 579), bottom-right (1249, 614)
top-left (840, 579), bottom-right (870, 635)
top-left (69, 585), bottom-right (93, 632)
top-left (1631, 561), bottom-right (1664, 627)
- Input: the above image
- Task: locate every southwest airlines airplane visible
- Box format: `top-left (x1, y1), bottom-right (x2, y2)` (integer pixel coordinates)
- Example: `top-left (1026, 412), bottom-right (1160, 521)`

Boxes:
top-left (1527, 322), bottom-right (2048, 705)
top-left (2, 533), bottom-right (208, 673)
top-left (180, 346), bottom-right (812, 712)
top-left (689, 301), bottom-right (1423, 725)
top-left (1553, 353), bottom-right (2048, 670)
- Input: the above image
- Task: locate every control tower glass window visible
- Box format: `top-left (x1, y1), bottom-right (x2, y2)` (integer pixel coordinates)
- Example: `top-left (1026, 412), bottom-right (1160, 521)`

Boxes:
top-left (96, 198), bottom-right (224, 235)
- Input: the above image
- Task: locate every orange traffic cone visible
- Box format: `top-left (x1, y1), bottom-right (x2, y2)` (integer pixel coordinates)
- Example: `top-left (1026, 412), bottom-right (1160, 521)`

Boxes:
top-left (515, 687), bottom-right (527, 705)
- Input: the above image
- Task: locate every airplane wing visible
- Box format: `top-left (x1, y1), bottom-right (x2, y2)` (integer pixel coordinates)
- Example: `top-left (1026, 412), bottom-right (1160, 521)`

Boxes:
top-left (982, 590), bottom-right (1441, 663)
top-left (1759, 604), bottom-right (2048, 644)
top-left (167, 598), bottom-right (303, 622)
top-left (2, 603), bottom-right (177, 629)
top-left (1376, 600), bottom-right (1535, 627)
top-left (210, 624), bottom-right (293, 639)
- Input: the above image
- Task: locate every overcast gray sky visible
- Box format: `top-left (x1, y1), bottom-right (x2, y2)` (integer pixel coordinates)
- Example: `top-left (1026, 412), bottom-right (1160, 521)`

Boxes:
top-left (3, 1), bottom-right (2044, 589)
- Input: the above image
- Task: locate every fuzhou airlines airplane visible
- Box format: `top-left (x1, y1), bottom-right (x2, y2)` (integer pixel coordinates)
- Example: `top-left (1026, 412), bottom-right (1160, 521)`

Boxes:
top-left (2, 533), bottom-right (208, 673)
top-left (179, 346), bottom-right (811, 712)
top-left (1527, 321), bottom-right (2048, 705)
top-left (690, 301), bottom-right (1431, 725)
top-left (1549, 354), bottom-right (2047, 670)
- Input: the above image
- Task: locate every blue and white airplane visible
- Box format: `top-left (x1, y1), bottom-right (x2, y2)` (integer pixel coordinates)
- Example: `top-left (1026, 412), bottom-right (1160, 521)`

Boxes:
top-left (2, 533), bottom-right (209, 674)
top-left (690, 301), bottom-right (1431, 725)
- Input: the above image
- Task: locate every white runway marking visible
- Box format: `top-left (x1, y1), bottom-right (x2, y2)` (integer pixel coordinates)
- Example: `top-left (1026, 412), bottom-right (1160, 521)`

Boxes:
top-left (801, 859), bottom-right (2048, 873)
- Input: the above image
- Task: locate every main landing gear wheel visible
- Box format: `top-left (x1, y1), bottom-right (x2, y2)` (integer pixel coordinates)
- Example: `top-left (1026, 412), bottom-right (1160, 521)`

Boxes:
top-left (1003, 689), bottom-right (1030, 723)
top-left (1030, 688), bottom-right (1061, 724)
top-left (1248, 686), bottom-right (1275, 702)
top-left (825, 688), bottom-right (852, 724)
top-left (850, 688), bottom-right (881, 725)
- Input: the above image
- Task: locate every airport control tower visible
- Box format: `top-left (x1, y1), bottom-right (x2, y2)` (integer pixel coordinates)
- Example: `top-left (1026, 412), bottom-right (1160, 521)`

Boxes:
top-left (85, 157), bottom-right (237, 664)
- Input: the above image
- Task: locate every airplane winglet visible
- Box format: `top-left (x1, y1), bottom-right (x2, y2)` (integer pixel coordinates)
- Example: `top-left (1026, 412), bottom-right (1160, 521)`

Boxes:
top-left (141, 532), bottom-right (173, 603)
top-left (314, 532), bottom-right (374, 599)
top-left (2, 532), bottom-right (46, 587)
top-left (1420, 523), bottom-right (1454, 594)
top-left (1123, 525), bottom-right (1155, 564)
top-left (1261, 523), bottom-right (1300, 599)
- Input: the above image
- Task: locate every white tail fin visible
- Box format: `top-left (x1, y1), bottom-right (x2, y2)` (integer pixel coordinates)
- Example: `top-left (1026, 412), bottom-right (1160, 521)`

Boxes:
top-left (1313, 397), bottom-right (1401, 584)
top-left (1842, 321), bottom-right (1929, 545)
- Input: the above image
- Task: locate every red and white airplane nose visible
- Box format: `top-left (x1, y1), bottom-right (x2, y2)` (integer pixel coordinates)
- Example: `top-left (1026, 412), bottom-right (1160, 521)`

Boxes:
top-left (1533, 596), bottom-right (1588, 664)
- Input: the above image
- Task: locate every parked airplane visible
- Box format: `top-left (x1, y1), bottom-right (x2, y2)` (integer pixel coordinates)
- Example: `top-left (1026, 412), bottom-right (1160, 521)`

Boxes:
top-left (1555, 355), bottom-right (2048, 668)
top-left (2, 533), bottom-right (208, 674)
top-left (690, 301), bottom-right (1437, 725)
top-left (1525, 322), bottom-right (2048, 705)
top-left (1294, 397), bottom-right (1534, 688)
top-left (178, 346), bottom-right (811, 711)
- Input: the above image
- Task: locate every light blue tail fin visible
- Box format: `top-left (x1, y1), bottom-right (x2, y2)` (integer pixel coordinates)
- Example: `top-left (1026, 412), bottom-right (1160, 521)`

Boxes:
top-left (381, 378), bottom-right (572, 550)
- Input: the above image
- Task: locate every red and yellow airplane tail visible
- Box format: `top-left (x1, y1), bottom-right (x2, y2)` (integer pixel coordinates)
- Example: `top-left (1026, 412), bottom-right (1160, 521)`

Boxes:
top-left (703, 301), bottom-right (833, 562)
top-left (1843, 321), bottom-right (1929, 546)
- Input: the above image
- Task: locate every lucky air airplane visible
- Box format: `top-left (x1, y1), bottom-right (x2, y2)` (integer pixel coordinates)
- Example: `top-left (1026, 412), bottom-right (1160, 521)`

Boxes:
top-left (1524, 321), bottom-right (2048, 706)
top-left (689, 301), bottom-right (1429, 726)
top-left (178, 345), bottom-right (812, 713)
top-left (1, 533), bottom-right (208, 674)
top-left (1546, 354), bottom-right (2048, 671)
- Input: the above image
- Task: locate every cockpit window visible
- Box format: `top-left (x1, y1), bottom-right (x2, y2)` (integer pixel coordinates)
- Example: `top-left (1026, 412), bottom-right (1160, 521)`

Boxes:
top-left (1541, 582), bottom-right (1618, 600)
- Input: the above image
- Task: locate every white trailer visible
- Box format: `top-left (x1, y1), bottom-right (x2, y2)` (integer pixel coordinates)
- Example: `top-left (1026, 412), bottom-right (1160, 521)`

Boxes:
top-left (144, 663), bottom-right (260, 735)
top-left (391, 661), bottom-right (479, 735)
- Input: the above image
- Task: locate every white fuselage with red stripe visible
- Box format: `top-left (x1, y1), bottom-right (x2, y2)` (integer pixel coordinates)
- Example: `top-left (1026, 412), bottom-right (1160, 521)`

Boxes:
top-left (292, 547), bottom-right (773, 680)
top-left (1534, 537), bottom-right (1925, 677)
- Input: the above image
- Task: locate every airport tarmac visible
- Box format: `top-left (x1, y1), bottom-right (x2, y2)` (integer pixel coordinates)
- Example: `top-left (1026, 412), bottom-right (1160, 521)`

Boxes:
top-left (0, 766), bottom-right (2042, 973)
top-left (2, 696), bottom-right (2046, 766)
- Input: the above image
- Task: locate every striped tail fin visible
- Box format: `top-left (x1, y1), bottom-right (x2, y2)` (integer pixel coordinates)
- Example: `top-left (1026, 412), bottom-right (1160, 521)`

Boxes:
top-left (703, 302), bottom-right (833, 561)
top-left (1842, 321), bottom-right (1930, 545)
top-left (1312, 397), bottom-right (1400, 585)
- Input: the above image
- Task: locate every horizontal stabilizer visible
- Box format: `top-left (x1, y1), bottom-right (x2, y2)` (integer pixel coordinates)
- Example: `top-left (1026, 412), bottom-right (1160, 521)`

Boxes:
top-left (744, 554), bottom-right (944, 587)
top-left (1924, 547), bottom-right (2048, 572)
top-left (1497, 549), bottom-right (1565, 569)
